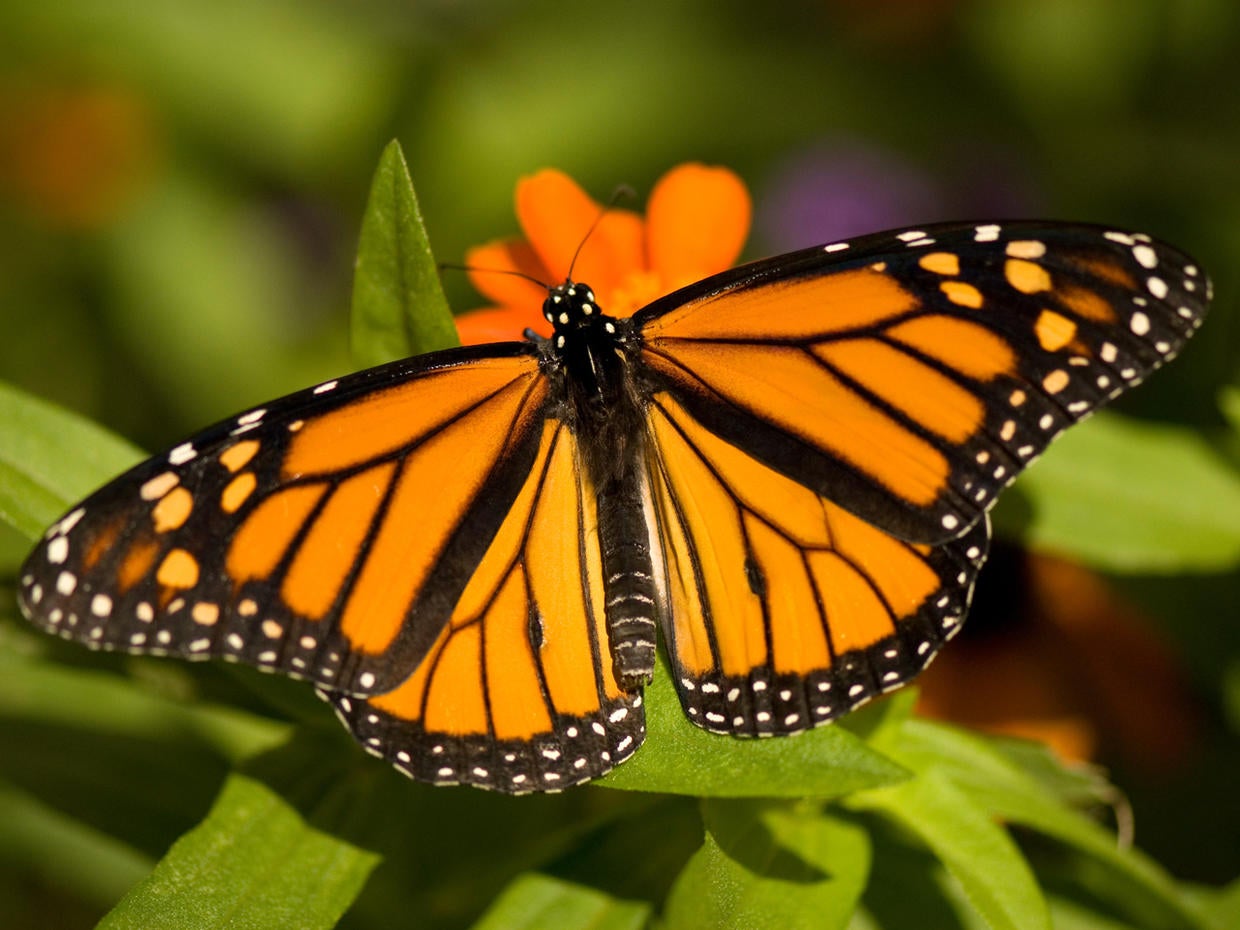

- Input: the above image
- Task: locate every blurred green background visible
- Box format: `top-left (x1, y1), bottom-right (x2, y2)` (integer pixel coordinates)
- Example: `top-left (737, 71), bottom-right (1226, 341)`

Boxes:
top-left (1, 0), bottom-right (1238, 925)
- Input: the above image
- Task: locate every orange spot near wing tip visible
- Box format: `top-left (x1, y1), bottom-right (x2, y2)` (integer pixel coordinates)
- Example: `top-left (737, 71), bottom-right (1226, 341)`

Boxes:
top-left (152, 486), bottom-right (193, 533)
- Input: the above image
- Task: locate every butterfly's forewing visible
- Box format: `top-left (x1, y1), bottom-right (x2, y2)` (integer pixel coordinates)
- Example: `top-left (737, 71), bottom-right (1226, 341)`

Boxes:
top-left (18, 344), bottom-right (551, 698)
top-left (330, 419), bottom-right (646, 792)
top-left (635, 222), bottom-right (1210, 545)
top-left (645, 391), bottom-right (989, 734)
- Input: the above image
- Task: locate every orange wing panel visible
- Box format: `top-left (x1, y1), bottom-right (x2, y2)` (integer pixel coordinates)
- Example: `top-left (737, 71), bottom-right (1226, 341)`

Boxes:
top-left (645, 342), bottom-right (949, 507)
top-left (643, 268), bottom-right (917, 341)
top-left (647, 392), bottom-right (986, 737)
top-left (285, 358), bottom-right (541, 477)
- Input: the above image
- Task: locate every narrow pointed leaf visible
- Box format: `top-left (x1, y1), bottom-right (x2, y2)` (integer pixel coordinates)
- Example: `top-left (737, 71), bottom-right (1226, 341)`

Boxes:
top-left (852, 769), bottom-right (1050, 930)
top-left (351, 140), bottom-right (457, 365)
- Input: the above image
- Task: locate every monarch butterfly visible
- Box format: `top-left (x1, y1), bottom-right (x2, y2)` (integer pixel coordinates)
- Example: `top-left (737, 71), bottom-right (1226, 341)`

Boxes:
top-left (17, 217), bottom-right (1209, 793)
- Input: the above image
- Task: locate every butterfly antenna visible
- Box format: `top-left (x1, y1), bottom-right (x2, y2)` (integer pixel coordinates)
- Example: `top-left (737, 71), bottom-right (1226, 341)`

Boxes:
top-left (566, 184), bottom-right (635, 282)
top-left (438, 262), bottom-right (549, 289)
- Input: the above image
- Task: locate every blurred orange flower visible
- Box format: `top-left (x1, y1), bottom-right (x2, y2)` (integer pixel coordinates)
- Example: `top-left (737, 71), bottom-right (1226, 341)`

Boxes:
top-left (456, 163), bottom-right (751, 344)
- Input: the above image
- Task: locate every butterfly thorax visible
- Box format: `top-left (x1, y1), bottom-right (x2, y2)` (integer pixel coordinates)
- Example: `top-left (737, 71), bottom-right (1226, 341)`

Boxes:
top-left (543, 280), bottom-right (658, 690)
top-left (542, 281), bottom-right (644, 481)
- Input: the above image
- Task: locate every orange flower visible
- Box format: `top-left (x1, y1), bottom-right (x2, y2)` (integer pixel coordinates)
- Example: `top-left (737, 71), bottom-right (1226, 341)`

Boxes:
top-left (456, 164), bottom-right (751, 345)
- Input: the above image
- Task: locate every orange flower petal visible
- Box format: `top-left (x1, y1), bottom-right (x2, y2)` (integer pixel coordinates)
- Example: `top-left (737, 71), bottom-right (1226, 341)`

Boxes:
top-left (455, 305), bottom-right (550, 346)
top-left (515, 169), bottom-right (641, 298)
top-left (464, 239), bottom-right (551, 312)
top-left (646, 163), bottom-right (750, 292)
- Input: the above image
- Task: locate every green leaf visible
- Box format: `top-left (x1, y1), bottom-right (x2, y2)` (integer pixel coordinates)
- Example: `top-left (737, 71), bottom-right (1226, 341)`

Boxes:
top-left (469, 873), bottom-right (650, 930)
top-left (851, 769), bottom-right (1051, 930)
top-left (596, 656), bottom-right (909, 798)
top-left (351, 140), bottom-right (458, 366)
top-left (97, 769), bottom-right (380, 930)
top-left (663, 800), bottom-right (871, 930)
top-left (0, 648), bottom-right (289, 765)
top-left (876, 720), bottom-right (1210, 930)
top-left (1219, 386), bottom-right (1240, 433)
top-left (993, 413), bottom-right (1240, 572)
top-left (0, 779), bottom-right (154, 909)
top-left (0, 380), bottom-right (143, 540)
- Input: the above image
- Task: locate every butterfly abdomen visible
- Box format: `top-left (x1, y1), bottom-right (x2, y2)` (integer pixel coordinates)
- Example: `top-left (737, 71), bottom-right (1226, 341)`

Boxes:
top-left (596, 470), bottom-right (659, 690)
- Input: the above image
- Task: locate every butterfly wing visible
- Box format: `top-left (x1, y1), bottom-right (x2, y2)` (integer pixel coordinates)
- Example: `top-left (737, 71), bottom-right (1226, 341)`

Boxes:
top-left (17, 344), bottom-right (554, 698)
top-left (646, 390), bottom-right (989, 734)
top-left (328, 419), bottom-right (646, 792)
top-left (634, 221), bottom-right (1208, 732)
top-left (635, 222), bottom-right (1209, 545)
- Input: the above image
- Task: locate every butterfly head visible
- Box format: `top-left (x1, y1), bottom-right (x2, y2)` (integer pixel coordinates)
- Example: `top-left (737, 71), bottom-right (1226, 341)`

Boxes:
top-left (544, 282), bottom-right (615, 337)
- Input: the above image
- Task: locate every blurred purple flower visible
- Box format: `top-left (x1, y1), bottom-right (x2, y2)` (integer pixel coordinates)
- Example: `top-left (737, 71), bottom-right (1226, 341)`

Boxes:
top-left (756, 137), bottom-right (1041, 253)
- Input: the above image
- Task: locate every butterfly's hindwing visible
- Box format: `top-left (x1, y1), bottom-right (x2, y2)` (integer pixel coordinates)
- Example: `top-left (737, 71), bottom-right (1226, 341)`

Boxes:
top-left (328, 419), bottom-right (646, 792)
top-left (644, 391), bottom-right (990, 736)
